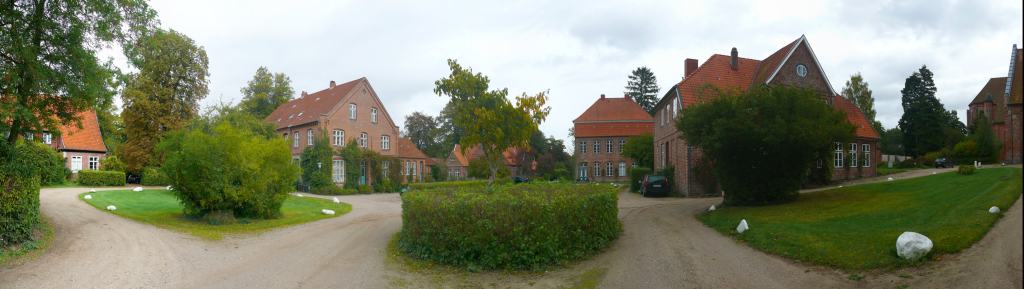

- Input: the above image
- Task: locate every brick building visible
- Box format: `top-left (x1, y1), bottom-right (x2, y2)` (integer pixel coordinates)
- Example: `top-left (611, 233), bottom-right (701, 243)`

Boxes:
top-left (573, 94), bottom-right (654, 182)
top-left (967, 44), bottom-right (1023, 164)
top-left (265, 77), bottom-right (429, 185)
top-left (653, 35), bottom-right (880, 197)
top-left (445, 144), bottom-right (534, 180)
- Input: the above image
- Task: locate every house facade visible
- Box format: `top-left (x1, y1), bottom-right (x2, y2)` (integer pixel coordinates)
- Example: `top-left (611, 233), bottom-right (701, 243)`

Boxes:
top-left (12, 109), bottom-right (109, 175)
top-left (966, 44), bottom-right (1023, 164)
top-left (573, 94), bottom-right (654, 182)
top-left (652, 35), bottom-right (880, 197)
top-left (265, 77), bottom-right (429, 185)
top-left (445, 144), bottom-right (534, 180)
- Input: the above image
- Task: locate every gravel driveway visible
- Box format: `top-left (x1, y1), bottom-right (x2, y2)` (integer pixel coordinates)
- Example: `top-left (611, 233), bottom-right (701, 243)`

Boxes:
top-left (1, 168), bottom-right (1020, 289)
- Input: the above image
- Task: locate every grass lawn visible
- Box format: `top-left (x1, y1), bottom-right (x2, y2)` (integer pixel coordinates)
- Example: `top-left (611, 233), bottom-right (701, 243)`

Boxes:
top-left (876, 166), bottom-right (927, 176)
top-left (0, 217), bottom-right (54, 266)
top-left (80, 189), bottom-right (352, 240)
top-left (699, 167), bottom-right (1022, 270)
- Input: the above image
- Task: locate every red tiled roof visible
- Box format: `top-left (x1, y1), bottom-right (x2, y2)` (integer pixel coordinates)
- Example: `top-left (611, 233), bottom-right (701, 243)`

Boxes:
top-left (833, 96), bottom-right (880, 139)
top-left (265, 78), bottom-right (362, 128)
top-left (969, 77), bottom-right (1008, 123)
top-left (58, 109), bottom-right (106, 152)
top-left (750, 37), bottom-right (801, 86)
top-left (676, 54), bottom-right (761, 108)
top-left (574, 97), bottom-right (653, 123)
top-left (396, 137), bottom-right (429, 159)
top-left (449, 144), bottom-right (527, 167)
top-left (449, 144), bottom-right (470, 167)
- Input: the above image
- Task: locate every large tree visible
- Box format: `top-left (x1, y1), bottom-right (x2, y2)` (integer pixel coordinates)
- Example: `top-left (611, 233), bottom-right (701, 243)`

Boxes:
top-left (238, 66), bottom-right (294, 119)
top-left (897, 66), bottom-right (957, 157)
top-left (841, 73), bottom-right (882, 133)
top-left (879, 127), bottom-right (904, 155)
top-left (678, 86), bottom-right (853, 205)
top-left (434, 59), bottom-right (550, 184)
top-left (624, 66), bottom-right (660, 115)
top-left (621, 134), bottom-right (654, 169)
top-left (121, 29), bottom-right (209, 172)
top-left (1, 1), bottom-right (156, 143)
top-left (403, 111), bottom-right (444, 157)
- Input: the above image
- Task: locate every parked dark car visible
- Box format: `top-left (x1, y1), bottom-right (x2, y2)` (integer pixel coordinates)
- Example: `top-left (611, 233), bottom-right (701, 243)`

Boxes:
top-left (641, 175), bottom-right (670, 197)
top-left (934, 158), bottom-right (954, 168)
top-left (126, 172), bottom-right (142, 184)
top-left (513, 176), bottom-right (530, 184)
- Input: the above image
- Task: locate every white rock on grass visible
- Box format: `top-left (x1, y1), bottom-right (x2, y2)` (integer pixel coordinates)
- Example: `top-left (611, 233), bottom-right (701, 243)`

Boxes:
top-left (90, 189), bottom-right (97, 193)
top-left (989, 206), bottom-right (1001, 214)
top-left (106, 205), bottom-right (117, 211)
top-left (896, 232), bottom-right (933, 260)
top-left (887, 177), bottom-right (894, 181)
top-left (332, 197), bottom-right (340, 204)
top-left (296, 193), bottom-right (303, 197)
top-left (707, 205), bottom-right (716, 212)
top-left (321, 209), bottom-right (335, 215)
top-left (166, 186), bottom-right (173, 191)
top-left (132, 187), bottom-right (143, 192)
top-left (736, 219), bottom-right (749, 234)
top-left (84, 194), bottom-right (93, 200)
top-left (932, 172), bottom-right (936, 175)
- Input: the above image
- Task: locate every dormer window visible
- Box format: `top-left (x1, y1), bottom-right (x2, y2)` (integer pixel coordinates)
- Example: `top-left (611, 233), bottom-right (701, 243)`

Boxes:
top-left (349, 103), bottom-right (357, 120)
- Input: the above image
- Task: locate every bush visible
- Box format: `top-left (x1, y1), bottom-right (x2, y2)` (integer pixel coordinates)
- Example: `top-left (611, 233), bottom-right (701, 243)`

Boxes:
top-left (399, 183), bottom-right (621, 270)
top-left (78, 170), bottom-right (126, 186)
top-left (141, 167), bottom-right (170, 186)
top-left (311, 185), bottom-right (358, 195)
top-left (408, 180), bottom-right (491, 191)
top-left (628, 167), bottom-right (651, 193)
top-left (957, 165), bottom-right (976, 175)
top-left (1, 141), bottom-right (42, 246)
top-left (919, 151), bottom-right (945, 167)
top-left (100, 155), bottom-right (126, 172)
top-left (468, 157), bottom-right (509, 180)
top-left (158, 119), bottom-right (299, 219)
top-left (16, 141), bottom-right (66, 185)
top-left (299, 131), bottom-right (333, 192)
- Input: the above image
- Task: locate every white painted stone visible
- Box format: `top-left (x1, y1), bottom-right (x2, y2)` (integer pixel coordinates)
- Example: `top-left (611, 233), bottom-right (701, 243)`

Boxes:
top-left (332, 197), bottom-right (340, 204)
top-left (838, 185), bottom-right (844, 188)
top-left (736, 219), bottom-right (749, 234)
top-left (708, 205), bottom-right (716, 212)
top-left (84, 195), bottom-right (93, 200)
top-left (166, 186), bottom-right (173, 191)
top-left (989, 206), bottom-right (1001, 214)
top-left (896, 232), bottom-right (933, 260)
top-left (106, 205), bottom-right (117, 211)
top-left (931, 172), bottom-right (936, 175)
top-left (132, 187), bottom-right (143, 192)
top-left (887, 177), bottom-right (894, 181)
top-left (296, 193), bottom-right (303, 197)
top-left (321, 209), bottom-right (335, 215)
top-left (89, 189), bottom-right (96, 193)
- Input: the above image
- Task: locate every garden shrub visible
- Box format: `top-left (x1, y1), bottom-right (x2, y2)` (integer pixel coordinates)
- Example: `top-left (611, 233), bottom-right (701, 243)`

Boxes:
top-left (957, 165), bottom-right (976, 175)
top-left (1, 141), bottom-right (41, 246)
top-left (399, 183), bottom-right (622, 270)
top-left (628, 167), bottom-right (651, 192)
top-left (16, 141), bottom-right (66, 185)
top-left (100, 155), bottom-right (126, 172)
top-left (78, 170), bottom-right (126, 186)
top-left (299, 131), bottom-right (333, 192)
top-left (141, 167), bottom-right (170, 186)
top-left (158, 119), bottom-right (299, 219)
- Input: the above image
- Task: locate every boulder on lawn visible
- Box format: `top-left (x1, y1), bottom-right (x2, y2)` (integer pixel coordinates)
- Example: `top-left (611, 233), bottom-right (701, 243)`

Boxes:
top-left (896, 231), bottom-right (933, 260)
top-left (707, 205), bottom-right (716, 212)
top-left (296, 193), bottom-right (303, 197)
top-left (132, 187), bottom-right (143, 192)
top-left (90, 189), bottom-right (96, 193)
top-left (321, 209), bottom-right (335, 215)
top-left (84, 194), bottom-right (93, 200)
top-left (166, 186), bottom-right (173, 191)
top-left (736, 219), bottom-right (749, 234)
top-left (332, 197), bottom-right (340, 204)
top-left (989, 206), bottom-right (1001, 214)
top-left (887, 177), bottom-right (894, 181)
top-left (106, 205), bottom-right (117, 211)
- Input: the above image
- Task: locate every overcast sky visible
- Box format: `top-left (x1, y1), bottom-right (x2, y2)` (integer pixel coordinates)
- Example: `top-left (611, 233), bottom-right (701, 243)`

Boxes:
top-left (115, 0), bottom-right (1023, 150)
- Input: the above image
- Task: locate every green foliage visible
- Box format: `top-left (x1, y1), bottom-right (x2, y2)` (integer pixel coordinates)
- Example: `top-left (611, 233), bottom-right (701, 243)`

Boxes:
top-left (469, 157), bottom-right (509, 179)
top-left (957, 165), bottom-right (976, 175)
top-left (121, 29), bottom-right (210, 172)
top-left (628, 167), bottom-right (651, 192)
top-left (919, 151), bottom-right (946, 166)
top-left (0, 1), bottom-right (156, 144)
top-left (399, 183), bottom-right (621, 270)
top-left (100, 155), bottom-right (127, 172)
top-left (880, 127), bottom-right (905, 155)
top-left (0, 141), bottom-right (41, 246)
top-left (429, 163), bottom-right (447, 182)
top-left (407, 179), bottom-right (495, 191)
top-left (311, 186), bottom-right (358, 195)
top-left (78, 170), bottom-right (126, 186)
top-left (300, 131), bottom-right (334, 192)
top-left (657, 166), bottom-right (675, 194)
top-left (531, 131), bottom-right (572, 180)
top-left (433, 59), bottom-right (550, 184)
top-left (238, 66), bottom-right (294, 119)
top-left (624, 66), bottom-right (661, 115)
top-left (157, 115), bottom-right (299, 219)
top-left (16, 141), bottom-right (66, 185)
top-left (141, 167), bottom-right (170, 186)
top-left (621, 134), bottom-right (654, 169)
top-left (700, 168), bottom-right (1022, 269)
top-left (678, 86), bottom-right (854, 205)
top-left (841, 73), bottom-right (882, 133)
top-left (404, 111), bottom-right (447, 158)
top-left (965, 114), bottom-right (1001, 163)
top-left (898, 66), bottom-right (962, 157)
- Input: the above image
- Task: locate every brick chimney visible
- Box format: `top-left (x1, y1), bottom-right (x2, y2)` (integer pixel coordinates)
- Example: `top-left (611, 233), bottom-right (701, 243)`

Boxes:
top-left (301, 90), bottom-right (308, 98)
top-left (624, 93), bottom-right (632, 101)
top-left (600, 93), bottom-right (605, 99)
top-left (684, 58), bottom-right (698, 78)
top-left (730, 47), bottom-right (738, 71)
top-left (329, 80), bottom-right (336, 89)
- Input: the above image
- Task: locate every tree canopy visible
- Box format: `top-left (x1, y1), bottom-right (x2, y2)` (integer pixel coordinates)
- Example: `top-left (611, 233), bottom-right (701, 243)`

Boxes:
top-left (624, 66), bottom-right (660, 115)
top-left (841, 73), bottom-right (882, 133)
top-left (238, 66), bottom-right (294, 119)
top-left (678, 85), bottom-right (853, 205)
top-left (621, 134), bottom-right (654, 169)
top-left (897, 66), bottom-right (962, 157)
top-left (403, 111), bottom-right (446, 158)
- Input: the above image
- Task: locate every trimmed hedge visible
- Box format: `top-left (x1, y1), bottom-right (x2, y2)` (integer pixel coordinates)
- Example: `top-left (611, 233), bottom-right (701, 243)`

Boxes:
top-left (1, 141), bottom-right (42, 246)
top-left (311, 185), bottom-right (358, 195)
top-left (78, 170), bottom-right (126, 186)
top-left (399, 183), bottom-right (621, 270)
top-left (957, 165), bottom-right (976, 175)
top-left (16, 141), bottom-right (66, 185)
top-left (407, 180), bottom-right (491, 191)
top-left (628, 167), bottom-right (651, 192)
top-left (141, 167), bottom-right (171, 186)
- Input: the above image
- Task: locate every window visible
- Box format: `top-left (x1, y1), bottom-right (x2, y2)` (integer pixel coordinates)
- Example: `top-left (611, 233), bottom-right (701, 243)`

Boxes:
top-left (849, 143), bottom-right (858, 168)
top-left (580, 141), bottom-right (586, 153)
top-left (834, 142), bottom-right (843, 168)
top-left (25, 133), bottom-right (33, 140)
top-left (862, 144), bottom-right (871, 167)
top-left (817, 159), bottom-right (823, 169)
top-left (618, 162), bottom-right (626, 177)
top-left (42, 133), bottom-right (52, 144)
top-left (371, 108), bottom-right (378, 123)
top-left (88, 156), bottom-right (99, 170)
top-left (593, 162), bottom-right (601, 178)
top-left (579, 163), bottom-right (588, 178)
top-left (283, 132), bottom-right (288, 139)
top-left (332, 130), bottom-right (344, 146)
top-left (333, 160), bottom-right (345, 183)
top-left (359, 132), bottom-right (368, 148)
top-left (668, 102), bottom-right (674, 121)
top-left (675, 95), bottom-right (681, 118)
top-left (293, 132), bottom-right (300, 148)
top-left (619, 139), bottom-right (625, 153)
top-left (606, 140), bottom-right (612, 153)
top-left (593, 141), bottom-right (599, 154)
top-left (349, 103), bottom-right (357, 119)
top-left (382, 161), bottom-right (389, 178)
top-left (307, 129), bottom-right (314, 145)
top-left (71, 156), bottom-right (82, 172)
top-left (381, 135), bottom-right (390, 150)
top-left (606, 162), bottom-right (613, 177)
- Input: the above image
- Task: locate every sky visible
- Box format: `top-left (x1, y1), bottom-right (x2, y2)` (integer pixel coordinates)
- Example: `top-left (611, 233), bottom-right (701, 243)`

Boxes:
top-left (107, 0), bottom-right (1023, 151)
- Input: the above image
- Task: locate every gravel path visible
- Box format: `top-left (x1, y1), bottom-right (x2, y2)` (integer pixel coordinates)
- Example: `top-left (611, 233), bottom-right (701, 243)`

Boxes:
top-left (1, 168), bottom-right (1020, 288)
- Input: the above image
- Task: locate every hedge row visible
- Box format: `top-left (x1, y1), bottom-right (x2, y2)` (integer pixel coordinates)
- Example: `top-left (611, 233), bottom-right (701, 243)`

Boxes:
top-left (78, 170), bottom-right (126, 186)
top-left (398, 183), bottom-right (622, 270)
top-left (1, 142), bottom-right (42, 246)
top-left (141, 167), bottom-right (171, 186)
top-left (407, 179), bottom-right (491, 191)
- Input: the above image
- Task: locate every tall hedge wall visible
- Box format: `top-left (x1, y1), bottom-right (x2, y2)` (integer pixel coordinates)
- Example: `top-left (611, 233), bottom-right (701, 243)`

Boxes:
top-left (399, 183), bottom-right (621, 270)
top-left (1, 141), bottom-right (42, 246)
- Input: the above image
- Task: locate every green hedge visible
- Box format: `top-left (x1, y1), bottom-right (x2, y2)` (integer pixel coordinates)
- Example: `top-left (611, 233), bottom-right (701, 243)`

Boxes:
top-left (311, 185), bottom-right (358, 195)
top-left (399, 183), bottom-right (621, 270)
top-left (957, 165), bottom-right (976, 175)
top-left (628, 167), bottom-right (651, 192)
top-left (407, 179), bottom-right (491, 191)
top-left (77, 170), bottom-right (126, 186)
top-left (16, 141), bottom-right (66, 185)
top-left (141, 167), bottom-right (171, 186)
top-left (1, 141), bottom-right (42, 246)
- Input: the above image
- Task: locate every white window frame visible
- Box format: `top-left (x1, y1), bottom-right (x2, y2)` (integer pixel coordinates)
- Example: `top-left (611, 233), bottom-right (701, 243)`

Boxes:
top-left (580, 141), bottom-right (586, 153)
top-left (382, 160), bottom-right (389, 178)
top-left (593, 141), bottom-right (599, 154)
top-left (381, 135), bottom-right (390, 151)
top-left (25, 133), bottom-right (33, 140)
top-left (371, 108), bottom-right (378, 123)
top-left (42, 133), bottom-right (52, 144)
top-left (359, 132), bottom-right (368, 148)
top-left (71, 156), bottom-right (83, 172)
top-left (333, 159), bottom-right (344, 183)
top-left (619, 139), bottom-right (625, 153)
top-left (593, 162), bottom-right (601, 178)
top-left (333, 129), bottom-right (344, 146)
top-left (579, 163), bottom-right (588, 178)
top-left (349, 103), bottom-right (357, 120)
top-left (834, 142), bottom-right (843, 168)
top-left (849, 143), bottom-right (858, 168)
top-left (293, 132), bottom-right (300, 148)
top-left (307, 129), bottom-right (314, 146)
top-left (606, 140), bottom-right (612, 153)
top-left (862, 144), bottom-right (871, 167)
top-left (88, 156), bottom-right (99, 170)
top-left (618, 162), bottom-right (626, 177)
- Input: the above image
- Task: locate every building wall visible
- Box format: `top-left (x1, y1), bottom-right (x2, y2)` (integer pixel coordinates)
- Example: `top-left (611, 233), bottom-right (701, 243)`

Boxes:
top-left (62, 151), bottom-right (107, 175)
top-left (574, 136), bottom-right (634, 182)
top-left (1007, 105), bottom-right (1023, 164)
top-left (769, 44), bottom-right (835, 98)
top-left (276, 82), bottom-right (401, 158)
top-left (830, 139), bottom-right (880, 180)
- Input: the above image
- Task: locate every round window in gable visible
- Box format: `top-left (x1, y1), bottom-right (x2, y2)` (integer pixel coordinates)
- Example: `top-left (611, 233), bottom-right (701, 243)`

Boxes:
top-left (796, 64), bottom-right (808, 78)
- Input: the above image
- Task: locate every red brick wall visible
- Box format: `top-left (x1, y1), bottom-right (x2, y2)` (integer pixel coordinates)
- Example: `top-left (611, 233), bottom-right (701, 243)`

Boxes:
top-left (574, 136), bottom-right (635, 182)
top-left (62, 151), bottom-right (107, 174)
top-left (1007, 105), bottom-right (1023, 163)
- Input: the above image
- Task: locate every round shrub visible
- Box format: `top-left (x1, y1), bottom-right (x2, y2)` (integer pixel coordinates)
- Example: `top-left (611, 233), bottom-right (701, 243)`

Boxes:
top-left (78, 170), bottom-right (126, 186)
top-left (1, 141), bottom-right (41, 246)
top-left (158, 121), bottom-right (299, 219)
top-left (398, 183), bottom-right (621, 270)
top-left (16, 141), bottom-right (66, 185)
top-left (628, 167), bottom-right (651, 192)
